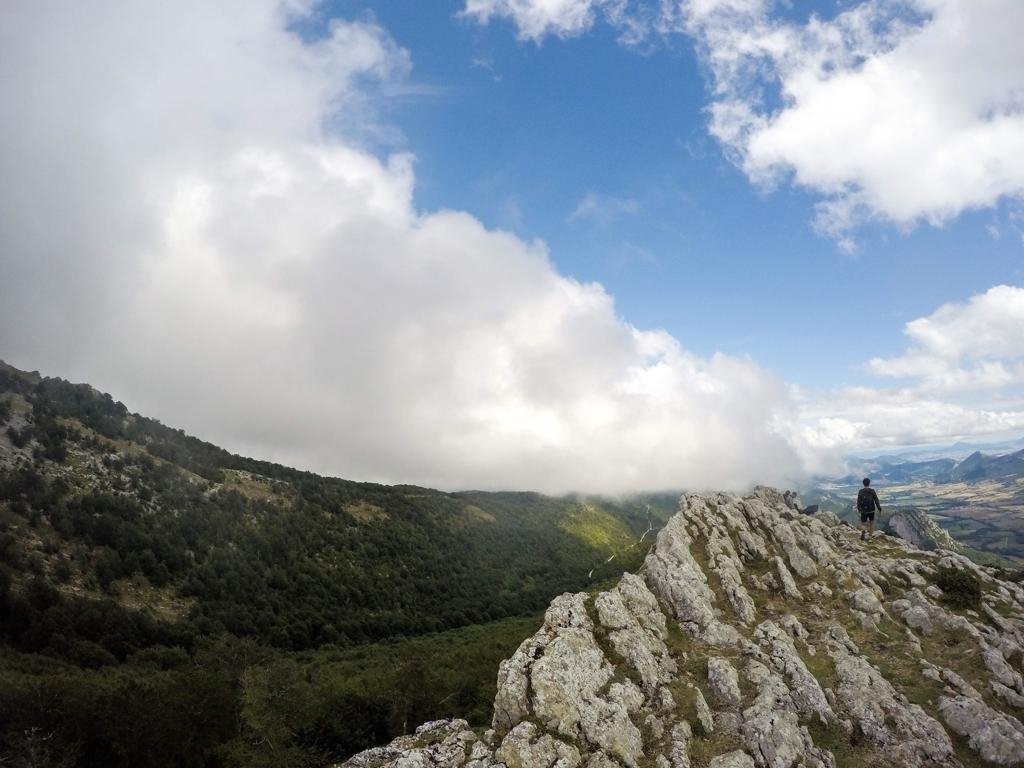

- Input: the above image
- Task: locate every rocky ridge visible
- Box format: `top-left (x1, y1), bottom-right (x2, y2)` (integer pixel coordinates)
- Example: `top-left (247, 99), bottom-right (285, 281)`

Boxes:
top-left (886, 508), bottom-right (960, 553)
top-left (340, 488), bottom-right (1024, 768)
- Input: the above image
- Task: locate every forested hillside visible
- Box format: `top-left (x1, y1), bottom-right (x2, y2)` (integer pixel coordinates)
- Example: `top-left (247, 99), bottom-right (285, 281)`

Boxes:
top-left (0, 361), bottom-right (677, 767)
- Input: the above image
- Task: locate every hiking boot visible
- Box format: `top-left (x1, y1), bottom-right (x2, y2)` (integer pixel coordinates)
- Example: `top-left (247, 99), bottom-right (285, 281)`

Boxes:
top-left (860, 530), bottom-right (866, 541)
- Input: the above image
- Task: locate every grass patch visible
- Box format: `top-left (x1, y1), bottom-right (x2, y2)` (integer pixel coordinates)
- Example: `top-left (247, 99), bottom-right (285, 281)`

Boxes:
top-left (343, 500), bottom-right (389, 522)
top-left (798, 645), bottom-right (838, 692)
top-left (916, 626), bottom-right (1002, 709)
top-left (804, 720), bottom-right (897, 768)
top-left (666, 680), bottom-right (709, 736)
top-left (559, 503), bottom-right (636, 554)
top-left (222, 469), bottom-right (293, 505)
top-left (687, 730), bottom-right (743, 768)
top-left (743, 556), bottom-right (776, 577)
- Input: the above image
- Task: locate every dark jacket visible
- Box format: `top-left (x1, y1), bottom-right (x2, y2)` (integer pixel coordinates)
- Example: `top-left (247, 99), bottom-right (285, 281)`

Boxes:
top-left (857, 487), bottom-right (881, 512)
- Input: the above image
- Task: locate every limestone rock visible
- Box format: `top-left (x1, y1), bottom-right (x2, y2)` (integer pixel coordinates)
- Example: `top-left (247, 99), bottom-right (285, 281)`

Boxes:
top-left (585, 752), bottom-right (621, 768)
top-left (824, 625), bottom-right (953, 766)
top-left (804, 582), bottom-right (832, 600)
top-left (354, 488), bottom-right (1024, 768)
top-left (595, 573), bottom-right (676, 694)
top-left (940, 667), bottom-right (983, 700)
top-left (902, 605), bottom-right (933, 634)
top-left (982, 643), bottom-right (1024, 695)
top-left (693, 685), bottom-right (715, 736)
top-left (643, 502), bottom-right (740, 646)
top-left (770, 521), bottom-right (818, 579)
top-left (496, 722), bottom-right (582, 768)
top-left (742, 709), bottom-right (803, 768)
top-left (707, 657), bottom-right (742, 707)
top-left (994, 681), bottom-right (1024, 709)
top-left (849, 587), bottom-right (882, 615)
top-left (773, 557), bottom-right (801, 600)
top-left (708, 751), bottom-right (755, 768)
top-left (668, 721), bottom-right (692, 768)
top-left (753, 621), bottom-right (832, 721)
top-left (939, 695), bottom-right (1024, 765)
top-left (815, 510), bottom-right (843, 527)
top-left (491, 592), bottom-right (644, 767)
top-left (342, 720), bottom-right (479, 768)
top-left (705, 527), bottom-right (758, 625)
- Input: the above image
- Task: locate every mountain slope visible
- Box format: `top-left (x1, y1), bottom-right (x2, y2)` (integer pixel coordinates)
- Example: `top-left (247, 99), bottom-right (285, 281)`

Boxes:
top-left (0, 360), bottom-right (679, 765)
top-left (0, 359), bottom-right (676, 650)
top-left (863, 458), bottom-right (958, 485)
top-left (943, 450), bottom-right (1024, 484)
top-left (886, 508), bottom-right (961, 552)
top-left (345, 488), bottom-right (1024, 768)
top-left (945, 451), bottom-right (991, 483)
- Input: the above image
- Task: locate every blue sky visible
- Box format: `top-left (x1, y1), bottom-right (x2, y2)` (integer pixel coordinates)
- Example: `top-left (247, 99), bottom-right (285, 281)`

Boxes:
top-left (2, 0), bottom-right (1023, 492)
top-left (327, 0), bottom-right (1024, 388)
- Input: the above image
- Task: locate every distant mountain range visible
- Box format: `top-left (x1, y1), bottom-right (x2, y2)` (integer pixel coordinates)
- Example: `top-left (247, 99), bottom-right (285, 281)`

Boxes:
top-left (944, 449), bottom-right (1024, 483)
top-left (853, 435), bottom-right (1024, 464)
top-left (838, 448), bottom-right (1024, 487)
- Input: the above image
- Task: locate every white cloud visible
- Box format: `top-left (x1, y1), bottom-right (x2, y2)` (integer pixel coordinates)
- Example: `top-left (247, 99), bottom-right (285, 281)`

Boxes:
top-left (468, 0), bottom-right (1024, 241)
top-left (792, 285), bottom-right (1024, 463)
top-left (569, 192), bottom-right (640, 224)
top-left (4, 2), bottom-right (1020, 492)
top-left (461, 0), bottom-right (656, 45)
top-left (0, 0), bottom-right (808, 494)
top-left (792, 385), bottom-right (1024, 471)
top-left (461, 0), bottom-right (608, 41)
top-left (868, 285), bottom-right (1024, 392)
top-left (683, 0), bottom-right (1024, 237)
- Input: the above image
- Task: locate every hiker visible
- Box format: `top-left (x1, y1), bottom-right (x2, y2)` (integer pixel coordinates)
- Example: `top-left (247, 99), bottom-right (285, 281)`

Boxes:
top-left (857, 477), bottom-right (881, 540)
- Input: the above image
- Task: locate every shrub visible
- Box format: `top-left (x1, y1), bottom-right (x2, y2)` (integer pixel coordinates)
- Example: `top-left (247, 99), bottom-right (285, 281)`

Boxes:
top-left (6, 426), bottom-right (28, 448)
top-left (933, 565), bottom-right (982, 609)
top-left (1003, 568), bottom-right (1024, 583)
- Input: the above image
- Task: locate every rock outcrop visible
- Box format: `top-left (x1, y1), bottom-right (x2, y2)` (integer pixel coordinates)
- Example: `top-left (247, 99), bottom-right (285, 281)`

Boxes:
top-left (886, 508), bottom-right (960, 553)
top-left (340, 488), bottom-right (1024, 768)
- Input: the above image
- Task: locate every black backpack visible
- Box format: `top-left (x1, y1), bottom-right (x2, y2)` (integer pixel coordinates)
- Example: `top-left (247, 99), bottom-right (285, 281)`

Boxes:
top-left (857, 488), bottom-right (875, 512)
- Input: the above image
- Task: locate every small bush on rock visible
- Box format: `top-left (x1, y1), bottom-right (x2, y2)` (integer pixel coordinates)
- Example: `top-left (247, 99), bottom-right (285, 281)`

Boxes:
top-left (933, 566), bottom-right (981, 609)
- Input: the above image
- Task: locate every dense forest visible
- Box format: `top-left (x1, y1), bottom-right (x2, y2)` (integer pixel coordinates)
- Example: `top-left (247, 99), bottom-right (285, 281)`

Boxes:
top-left (0, 361), bottom-right (678, 767)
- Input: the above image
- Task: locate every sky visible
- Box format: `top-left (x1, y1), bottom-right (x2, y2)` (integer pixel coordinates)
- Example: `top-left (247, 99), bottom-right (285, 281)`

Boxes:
top-left (1, 0), bottom-right (1023, 493)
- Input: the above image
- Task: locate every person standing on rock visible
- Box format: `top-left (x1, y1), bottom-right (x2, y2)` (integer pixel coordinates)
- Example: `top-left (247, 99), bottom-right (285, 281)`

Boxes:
top-left (857, 478), bottom-right (882, 540)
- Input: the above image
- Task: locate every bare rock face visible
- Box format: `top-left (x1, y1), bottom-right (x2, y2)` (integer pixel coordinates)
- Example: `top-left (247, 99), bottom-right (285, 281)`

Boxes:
top-left (939, 696), bottom-right (1024, 765)
top-left (340, 720), bottom-right (481, 768)
top-left (707, 657), bottom-right (742, 707)
top-left (824, 624), bottom-right (954, 765)
top-left (752, 620), bottom-right (832, 722)
top-left (496, 723), bottom-right (582, 768)
top-left (342, 489), bottom-right (1024, 768)
top-left (887, 509), bottom-right (960, 553)
top-left (707, 752), bottom-right (755, 768)
top-left (644, 503), bottom-right (741, 646)
top-left (595, 573), bottom-right (676, 695)
top-left (492, 593), bottom-right (645, 767)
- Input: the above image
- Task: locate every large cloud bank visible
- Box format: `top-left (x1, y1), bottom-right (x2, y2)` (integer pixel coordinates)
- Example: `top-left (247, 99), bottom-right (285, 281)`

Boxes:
top-left (3, 2), bottom-right (1022, 493)
top-left (0, 0), bottom-right (806, 494)
top-left (465, 0), bottom-right (1024, 245)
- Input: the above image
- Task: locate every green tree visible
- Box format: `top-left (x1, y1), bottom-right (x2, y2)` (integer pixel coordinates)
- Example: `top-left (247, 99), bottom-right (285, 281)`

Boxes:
top-left (223, 659), bottom-right (324, 768)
